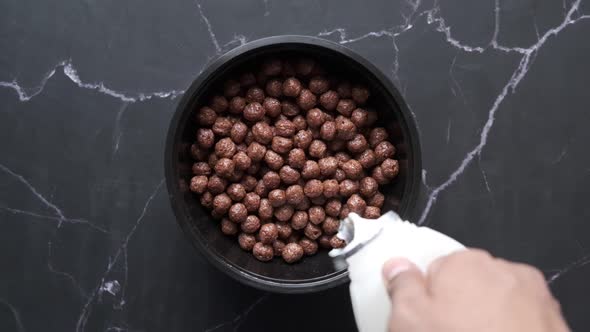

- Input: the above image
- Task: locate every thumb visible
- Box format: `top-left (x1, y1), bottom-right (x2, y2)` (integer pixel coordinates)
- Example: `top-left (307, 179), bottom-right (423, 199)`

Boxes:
top-left (382, 257), bottom-right (428, 301)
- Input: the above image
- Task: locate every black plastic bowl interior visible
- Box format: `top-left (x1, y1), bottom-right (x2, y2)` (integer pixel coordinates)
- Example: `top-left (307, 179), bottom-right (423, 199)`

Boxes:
top-left (165, 36), bottom-right (421, 293)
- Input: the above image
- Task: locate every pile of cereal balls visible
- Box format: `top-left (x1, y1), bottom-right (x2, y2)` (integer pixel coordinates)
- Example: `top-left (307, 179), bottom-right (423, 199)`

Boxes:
top-left (189, 57), bottom-right (399, 263)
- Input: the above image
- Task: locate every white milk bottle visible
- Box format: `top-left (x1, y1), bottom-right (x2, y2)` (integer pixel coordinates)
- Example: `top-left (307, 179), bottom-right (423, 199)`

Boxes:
top-left (329, 211), bottom-right (465, 332)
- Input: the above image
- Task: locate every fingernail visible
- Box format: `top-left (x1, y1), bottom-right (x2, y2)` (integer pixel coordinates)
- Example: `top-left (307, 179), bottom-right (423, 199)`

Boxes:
top-left (382, 258), bottom-right (412, 281)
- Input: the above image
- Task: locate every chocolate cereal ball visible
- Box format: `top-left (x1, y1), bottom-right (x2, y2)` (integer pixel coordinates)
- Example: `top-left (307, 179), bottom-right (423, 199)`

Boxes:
top-left (243, 192), bottom-right (261, 212)
top-left (274, 119), bottom-right (297, 137)
top-left (228, 203), bottom-right (248, 223)
top-left (341, 159), bottom-right (363, 180)
top-left (330, 235), bottom-right (346, 248)
top-left (335, 116), bottom-right (357, 140)
top-left (252, 121), bottom-right (273, 144)
top-left (292, 115), bottom-right (307, 130)
top-left (238, 233), bottom-right (256, 251)
top-left (304, 179), bottom-right (323, 198)
top-left (243, 102), bottom-right (265, 122)
top-left (281, 100), bottom-right (300, 117)
top-left (276, 221), bottom-right (293, 240)
top-left (259, 223), bottom-right (278, 244)
top-left (309, 76), bottom-right (330, 95)
top-left (369, 128), bottom-right (389, 148)
top-left (347, 134), bottom-right (369, 154)
top-left (381, 158), bottom-right (400, 179)
top-left (264, 150), bottom-right (284, 171)
top-left (228, 170), bottom-right (244, 183)
top-left (212, 117), bottom-right (233, 137)
top-left (301, 160), bottom-right (321, 179)
top-left (319, 235), bottom-right (332, 249)
top-left (347, 194), bottom-right (367, 215)
top-left (258, 198), bottom-right (273, 219)
top-left (196, 128), bottom-right (215, 149)
top-left (335, 152), bottom-right (352, 165)
top-left (190, 176), bottom-right (208, 194)
top-left (261, 57), bottom-right (282, 76)
top-left (210, 95), bottom-right (228, 114)
top-left (306, 108), bottom-right (326, 128)
top-left (227, 183), bottom-right (246, 201)
top-left (229, 96), bottom-right (246, 114)
top-left (262, 171), bottom-right (281, 190)
top-left (308, 206), bottom-right (326, 225)
top-left (221, 218), bottom-right (238, 235)
top-left (273, 240), bottom-right (286, 256)
top-left (246, 87), bottom-right (265, 104)
top-left (336, 99), bottom-right (356, 117)
top-left (364, 206), bottom-right (381, 219)
top-left (191, 144), bottom-right (208, 161)
top-left (374, 141), bottom-right (395, 163)
top-left (358, 149), bottom-right (377, 169)
top-left (274, 205), bottom-right (294, 222)
top-left (319, 90), bottom-right (339, 111)
top-left (285, 185), bottom-right (305, 205)
top-left (308, 140), bottom-right (327, 159)
top-left (294, 130), bottom-right (313, 149)
top-left (232, 151), bottom-right (251, 171)
top-left (265, 78), bottom-right (283, 97)
top-left (268, 189), bottom-right (286, 207)
top-left (300, 237), bottom-right (319, 256)
top-left (295, 196), bottom-right (311, 211)
top-left (282, 243), bottom-right (304, 263)
top-left (207, 175), bottom-right (228, 195)
top-left (230, 122), bottom-right (248, 143)
top-left (247, 142), bottom-right (266, 162)
top-left (291, 210), bottom-right (309, 230)
top-left (200, 191), bottom-right (214, 209)
top-left (334, 168), bottom-right (347, 182)
top-left (352, 85), bottom-right (370, 105)
top-left (241, 215), bottom-right (261, 233)
top-left (213, 193), bottom-right (232, 214)
top-left (297, 89), bottom-right (317, 110)
top-left (263, 97), bottom-right (282, 118)
top-left (271, 136), bottom-right (293, 154)
top-left (197, 106), bottom-right (217, 126)
top-left (282, 77), bottom-right (303, 97)
top-left (253, 242), bottom-right (274, 262)
top-left (372, 166), bottom-right (390, 185)
top-left (280, 166), bottom-right (300, 185)
top-left (215, 137), bottom-right (236, 158)
top-left (323, 179), bottom-right (339, 198)
top-left (359, 177), bottom-right (378, 198)
top-left (310, 195), bottom-right (326, 206)
top-left (350, 108), bottom-right (369, 128)
top-left (367, 192), bottom-right (385, 208)
top-left (288, 148), bottom-right (306, 169)
top-left (214, 158), bottom-right (235, 178)
top-left (304, 222), bottom-right (322, 240)
top-left (318, 157), bottom-right (338, 177)
top-left (322, 216), bottom-right (340, 235)
top-left (320, 121), bottom-right (337, 141)
top-left (192, 162), bottom-right (211, 176)
top-left (325, 199), bottom-right (342, 217)
top-left (339, 179), bottom-right (359, 197)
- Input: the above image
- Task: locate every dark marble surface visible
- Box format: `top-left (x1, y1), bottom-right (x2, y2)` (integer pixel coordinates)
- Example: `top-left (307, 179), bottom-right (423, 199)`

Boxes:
top-left (1, 0), bottom-right (590, 331)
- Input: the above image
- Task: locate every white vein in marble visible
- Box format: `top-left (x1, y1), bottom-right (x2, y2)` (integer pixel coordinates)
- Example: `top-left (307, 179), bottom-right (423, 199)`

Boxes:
top-left (204, 294), bottom-right (269, 332)
top-left (548, 253), bottom-right (590, 284)
top-left (0, 61), bottom-right (184, 103)
top-left (418, 0), bottom-right (590, 224)
top-left (76, 180), bottom-right (164, 332)
top-left (0, 299), bottom-right (26, 332)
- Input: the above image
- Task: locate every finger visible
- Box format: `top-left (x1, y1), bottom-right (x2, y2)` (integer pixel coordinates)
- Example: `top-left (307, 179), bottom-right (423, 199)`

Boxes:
top-left (382, 258), bottom-right (428, 301)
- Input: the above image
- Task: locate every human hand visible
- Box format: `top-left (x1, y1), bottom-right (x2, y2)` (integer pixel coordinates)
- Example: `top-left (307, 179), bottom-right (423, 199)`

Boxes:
top-left (382, 249), bottom-right (570, 332)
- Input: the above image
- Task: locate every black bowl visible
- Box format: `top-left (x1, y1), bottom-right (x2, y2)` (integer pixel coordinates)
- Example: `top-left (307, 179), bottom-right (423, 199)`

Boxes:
top-left (165, 35), bottom-right (421, 293)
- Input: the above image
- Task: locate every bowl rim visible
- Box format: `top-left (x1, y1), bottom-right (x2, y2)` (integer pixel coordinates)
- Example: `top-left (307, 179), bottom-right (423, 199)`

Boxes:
top-left (165, 35), bottom-right (422, 293)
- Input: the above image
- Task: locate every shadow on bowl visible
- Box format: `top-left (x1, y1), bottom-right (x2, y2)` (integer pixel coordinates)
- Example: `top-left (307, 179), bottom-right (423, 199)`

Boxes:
top-left (165, 36), bottom-right (421, 293)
